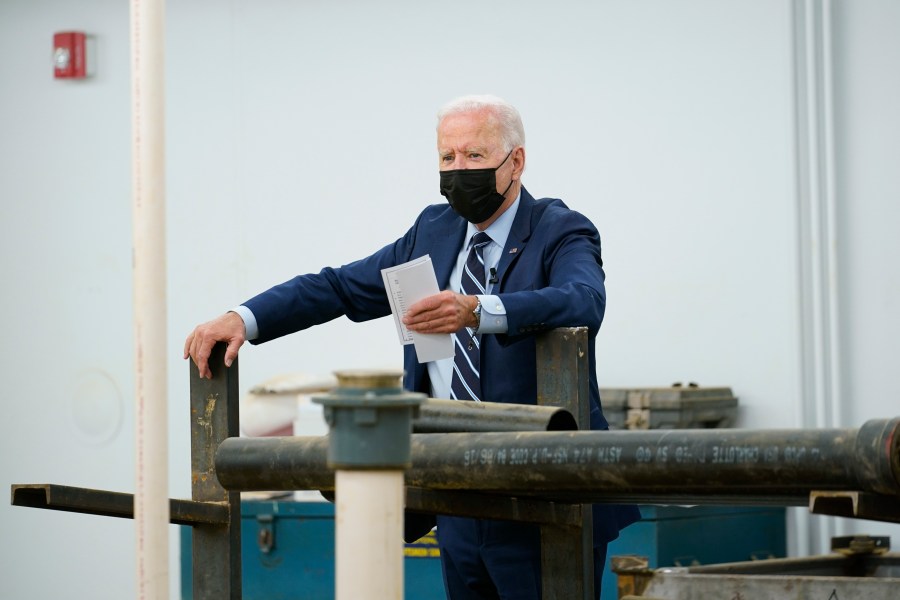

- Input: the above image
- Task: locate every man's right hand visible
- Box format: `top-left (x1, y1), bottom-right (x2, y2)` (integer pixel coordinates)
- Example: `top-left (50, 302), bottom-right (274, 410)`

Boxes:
top-left (183, 311), bottom-right (246, 379)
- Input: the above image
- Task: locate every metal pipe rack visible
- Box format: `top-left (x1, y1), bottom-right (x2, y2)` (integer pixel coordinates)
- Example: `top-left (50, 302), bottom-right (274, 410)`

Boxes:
top-left (11, 329), bottom-right (900, 599)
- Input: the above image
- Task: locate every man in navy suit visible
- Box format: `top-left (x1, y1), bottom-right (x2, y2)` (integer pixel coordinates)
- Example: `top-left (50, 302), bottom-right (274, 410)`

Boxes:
top-left (185, 94), bottom-right (639, 599)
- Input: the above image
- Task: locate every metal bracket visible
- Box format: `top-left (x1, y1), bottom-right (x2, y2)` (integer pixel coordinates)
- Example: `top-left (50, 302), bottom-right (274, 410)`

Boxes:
top-left (256, 514), bottom-right (275, 554)
top-left (810, 491), bottom-right (900, 524)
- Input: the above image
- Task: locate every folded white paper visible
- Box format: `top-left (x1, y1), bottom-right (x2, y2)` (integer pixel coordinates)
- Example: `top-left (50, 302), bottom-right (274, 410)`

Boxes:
top-left (381, 255), bottom-right (454, 363)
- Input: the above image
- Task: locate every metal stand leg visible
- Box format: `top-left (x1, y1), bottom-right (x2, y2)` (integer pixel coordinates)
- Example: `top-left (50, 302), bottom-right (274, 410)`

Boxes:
top-left (536, 328), bottom-right (594, 599)
top-left (190, 343), bottom-right (242, 600)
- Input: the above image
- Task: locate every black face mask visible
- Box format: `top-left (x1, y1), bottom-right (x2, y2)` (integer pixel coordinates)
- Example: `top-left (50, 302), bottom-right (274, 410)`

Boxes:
top-left (439, 150), bottom-right (514, 224)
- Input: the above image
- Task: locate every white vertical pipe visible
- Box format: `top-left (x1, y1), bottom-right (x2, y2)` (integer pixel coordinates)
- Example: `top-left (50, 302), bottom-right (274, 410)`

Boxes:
top-left (131, 0), bottom-right (168, 598)
top-left (802, 0), bottom-right (841, 432)
top-left (819, 0), bottom-right (842, 429)
top-left (335, 470), bottom-right (404, 600)
top-left (819, 0), bottom-right (846, 540)
top-left (792, 0), bottom-right (842, 555)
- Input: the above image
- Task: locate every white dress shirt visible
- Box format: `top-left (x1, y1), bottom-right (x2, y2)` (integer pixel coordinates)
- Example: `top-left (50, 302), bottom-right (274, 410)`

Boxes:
top-left (425, 195), bottom-right (518, 399)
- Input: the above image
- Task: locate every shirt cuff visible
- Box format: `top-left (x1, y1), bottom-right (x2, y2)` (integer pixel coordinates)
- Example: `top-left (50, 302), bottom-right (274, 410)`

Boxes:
top-left (230, 305), bottom-right (259, 341)
top-left (476, 295), bottom-right (507, 334)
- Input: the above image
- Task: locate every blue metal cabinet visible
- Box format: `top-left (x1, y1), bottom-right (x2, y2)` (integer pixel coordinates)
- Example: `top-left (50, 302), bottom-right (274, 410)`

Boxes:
top-left (180, 500), bottom-right (445, 600)
top-left (181, 501), bottom-right (785, 600)
top-left (602, 505), bottom-right (786, 599)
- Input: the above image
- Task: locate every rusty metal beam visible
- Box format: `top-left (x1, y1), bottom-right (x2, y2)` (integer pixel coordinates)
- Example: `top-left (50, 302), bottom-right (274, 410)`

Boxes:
top-left (190, 342), bottom-right (242, 600)
top-left (536, 327), bottom-right (591, 429)
top-left (10, 484), bottom-right (229, 526)
top-left (536, 327), bottom-right (594, 600)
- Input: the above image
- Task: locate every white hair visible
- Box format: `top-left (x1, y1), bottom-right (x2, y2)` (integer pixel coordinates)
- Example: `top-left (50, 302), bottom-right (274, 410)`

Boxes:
top-left (437, 94), bottom-right (526, 152)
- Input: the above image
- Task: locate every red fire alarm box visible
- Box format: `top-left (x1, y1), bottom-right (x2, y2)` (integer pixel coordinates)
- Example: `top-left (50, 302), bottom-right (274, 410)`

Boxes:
top-left (53, 31), bottom-right (87, 79)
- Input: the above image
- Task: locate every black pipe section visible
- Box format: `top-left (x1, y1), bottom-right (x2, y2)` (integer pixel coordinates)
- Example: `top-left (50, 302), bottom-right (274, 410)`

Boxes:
top-left (413, 398), bottom-right (577, 433)
top-left (215, 418), bottom-right (900, 503)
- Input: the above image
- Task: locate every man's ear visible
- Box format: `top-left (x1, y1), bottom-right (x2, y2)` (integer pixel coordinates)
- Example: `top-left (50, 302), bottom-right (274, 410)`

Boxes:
top-left (512, 146), bottom-right (526, 179)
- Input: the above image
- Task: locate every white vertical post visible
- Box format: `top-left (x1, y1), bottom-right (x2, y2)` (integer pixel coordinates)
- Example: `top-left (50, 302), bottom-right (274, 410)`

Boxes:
top-left (131, 0), bottom-right (168, 598)
top-left (335, 470), bottom-right (405, 600)
top-left (791, 0), bottom-right (842, 557)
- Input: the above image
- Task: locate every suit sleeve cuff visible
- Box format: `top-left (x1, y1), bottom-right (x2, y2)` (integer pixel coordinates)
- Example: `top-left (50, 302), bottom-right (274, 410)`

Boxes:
top-left (476, 295), bottom-right (507, 334)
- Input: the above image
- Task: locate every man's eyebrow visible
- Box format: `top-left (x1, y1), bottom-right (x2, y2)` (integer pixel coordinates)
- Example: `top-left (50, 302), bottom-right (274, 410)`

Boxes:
top-left (438, 145), bottom-right (490, 156)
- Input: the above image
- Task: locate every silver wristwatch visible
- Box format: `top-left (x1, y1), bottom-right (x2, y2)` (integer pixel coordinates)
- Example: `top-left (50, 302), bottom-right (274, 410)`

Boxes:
top-left (472, 298), bottom-right (482, 332)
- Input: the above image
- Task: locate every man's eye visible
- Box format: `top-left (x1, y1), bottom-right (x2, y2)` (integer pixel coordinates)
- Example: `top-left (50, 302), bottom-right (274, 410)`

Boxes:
top-left (441, 155), bottom-right (453, 163)
top-left (468, 153), bottom-right (482, 159)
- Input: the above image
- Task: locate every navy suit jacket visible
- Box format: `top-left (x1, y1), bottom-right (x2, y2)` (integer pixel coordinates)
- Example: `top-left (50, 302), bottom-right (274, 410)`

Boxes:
top-left (243, 187), bottom-right (640, 542)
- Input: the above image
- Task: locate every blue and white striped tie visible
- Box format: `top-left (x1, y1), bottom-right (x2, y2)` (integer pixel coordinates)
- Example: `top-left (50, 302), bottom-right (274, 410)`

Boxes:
top-left (450, 231), bottom-right (492, 402)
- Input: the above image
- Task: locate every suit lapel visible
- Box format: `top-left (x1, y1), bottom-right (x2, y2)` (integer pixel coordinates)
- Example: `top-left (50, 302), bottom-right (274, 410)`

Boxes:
top-left (430, 215), bottom-right (468, 289)
top-left (496, 187), bottom-right (536, 287)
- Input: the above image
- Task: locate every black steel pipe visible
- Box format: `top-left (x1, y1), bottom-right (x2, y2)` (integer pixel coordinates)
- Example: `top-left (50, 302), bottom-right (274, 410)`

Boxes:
top-left (215, 418), bottom-right (900, 504)
top-left (413, 398), bottom-right (577, 433)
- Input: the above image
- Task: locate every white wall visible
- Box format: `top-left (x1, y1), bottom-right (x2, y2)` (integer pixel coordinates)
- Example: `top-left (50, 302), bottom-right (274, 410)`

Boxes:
top-left (0, 1), bottom-right (137, 599)
top-left (833, 0), bottom-right (900, 428)
top-left (1, 1), bottom-right (897, 598)
top-left (830, 0), bottom-right (900, 544)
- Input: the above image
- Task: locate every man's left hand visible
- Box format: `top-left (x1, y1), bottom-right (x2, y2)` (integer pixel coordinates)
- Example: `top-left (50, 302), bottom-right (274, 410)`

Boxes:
top-left (403, 291), bottom-right (477, 333)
